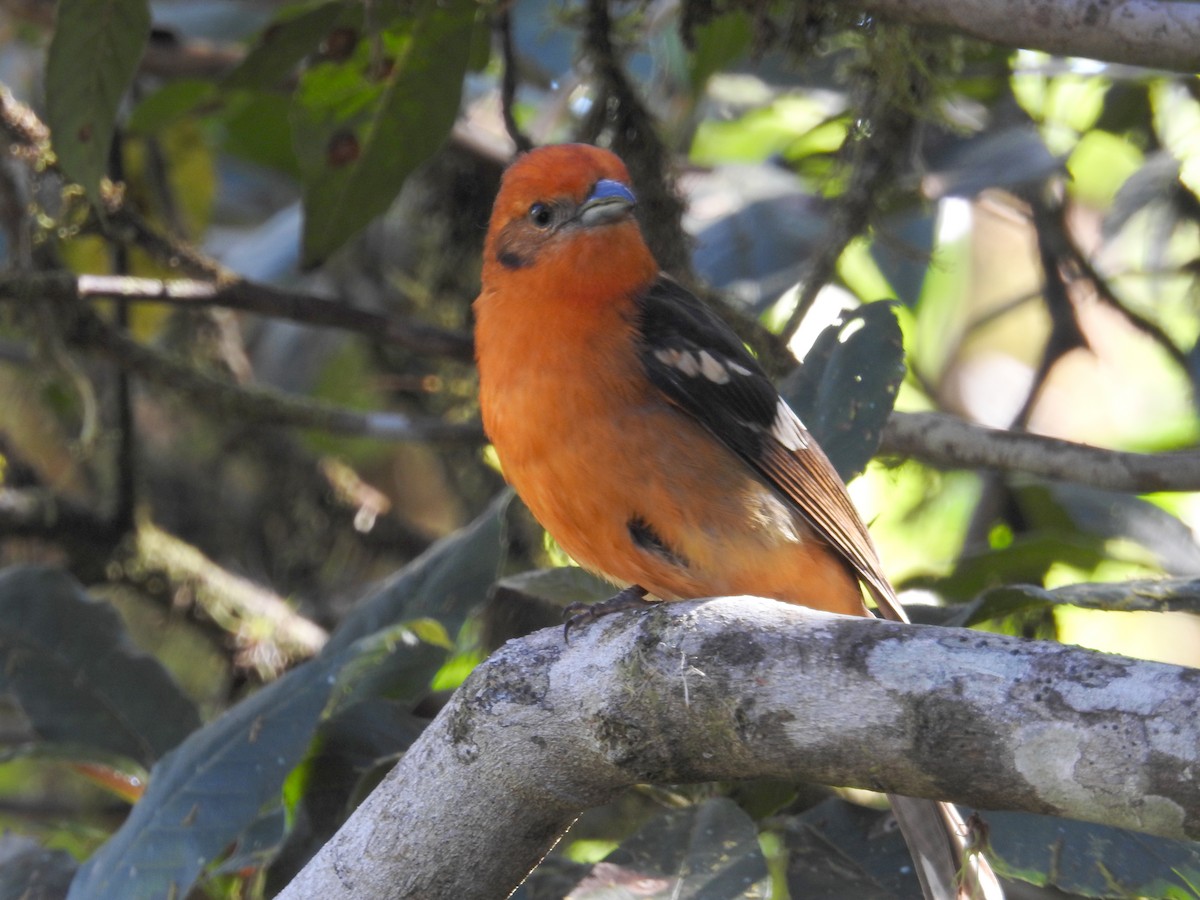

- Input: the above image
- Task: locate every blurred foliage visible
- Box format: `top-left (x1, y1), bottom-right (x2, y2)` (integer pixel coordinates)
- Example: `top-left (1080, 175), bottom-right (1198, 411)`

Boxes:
top-left (0, 0), bottom-right (1198, 897)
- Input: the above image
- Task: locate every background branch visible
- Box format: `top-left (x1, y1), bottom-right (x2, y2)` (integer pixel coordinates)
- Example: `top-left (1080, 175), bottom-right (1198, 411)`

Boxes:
top-left (882, 411), bottom-right (1200, 492)
top-left (279, 597), bottom-right (1200, 899)
top-left (857, 0), bottom-right (1200, 72)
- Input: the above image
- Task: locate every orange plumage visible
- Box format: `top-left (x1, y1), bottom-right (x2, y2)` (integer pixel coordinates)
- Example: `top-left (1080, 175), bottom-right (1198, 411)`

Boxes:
top-left (474, 143), bottom-right (1001, 900)
top-left (476, 144), bottom-right (863, 615)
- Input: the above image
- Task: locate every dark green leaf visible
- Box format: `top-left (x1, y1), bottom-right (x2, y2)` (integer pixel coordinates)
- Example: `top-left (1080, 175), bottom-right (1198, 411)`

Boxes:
top-left (0, 834), bottom-right (76, 900)
top-left (219, 91), bottom-right (302, 177)
top-left (276, 697), bottom-right (426, 883)
top-left (572, 798), bottom-right (769, 898)
top-left (211, 805), bottom-right (287, 877)
top-left (66, 650), bottom-right (343, 900)
top-left (779, 302), bottom-right (906, 480)
top-left (870, 209), bottom-right (936, 307)
top-left (495, 567), bottom-right (615, 608)
top-left (1019, 484), bottom-right (1200, 574)
top-left (222, 1), bottom-right (362, 92)
top-left (329, 620), bottom-right (451, 710)
top-left (924, 125), bottom-right (1063, 199)
top-left (0, 565), bottom-right (200, 767)
top-left (784, 797), bottom-right (918, 898)
top-left (687, 13), bottom-right (751, 93)
top-left (324, 490), bottom-right (509, 655)
top-left (484, 565), bottom-right (615, 648)
top-left (126, 81), bottom-right (217, 135)
top-left (292, 0), bottom-right (480, 265)
top-left (986, 810), bottom-right (1200, 898)
top-left (919, 534), bottom-right (1106, 604)
top-left (45, 0), bottom-right (151, 203)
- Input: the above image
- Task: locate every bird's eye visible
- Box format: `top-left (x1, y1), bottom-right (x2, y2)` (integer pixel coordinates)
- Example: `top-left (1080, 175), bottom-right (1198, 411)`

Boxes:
top-left (529, 203), bottom-right (553, 229)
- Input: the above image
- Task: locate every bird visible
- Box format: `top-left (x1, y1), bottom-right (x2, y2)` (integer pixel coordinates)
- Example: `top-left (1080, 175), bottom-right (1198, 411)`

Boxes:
top-left (474, 142), bottom-right (1002, 900)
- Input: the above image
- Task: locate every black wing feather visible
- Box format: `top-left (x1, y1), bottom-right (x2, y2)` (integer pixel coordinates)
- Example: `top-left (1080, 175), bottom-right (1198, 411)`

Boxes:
top-left (635, 275), bottom-right (903, 618)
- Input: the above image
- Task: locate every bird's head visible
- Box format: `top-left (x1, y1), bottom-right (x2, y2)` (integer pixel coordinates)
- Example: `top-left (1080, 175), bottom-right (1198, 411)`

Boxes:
top-left (481, 144), bottom-right (659, 301)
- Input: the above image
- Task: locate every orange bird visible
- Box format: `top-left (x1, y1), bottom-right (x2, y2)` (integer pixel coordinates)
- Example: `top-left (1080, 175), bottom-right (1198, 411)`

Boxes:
top-left (475, 143), bottom-right (1001, 900)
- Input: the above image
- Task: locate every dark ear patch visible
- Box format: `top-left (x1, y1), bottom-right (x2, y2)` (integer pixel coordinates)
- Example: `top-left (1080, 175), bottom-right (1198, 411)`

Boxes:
top-left (497, 249), bottom-right (529, 269)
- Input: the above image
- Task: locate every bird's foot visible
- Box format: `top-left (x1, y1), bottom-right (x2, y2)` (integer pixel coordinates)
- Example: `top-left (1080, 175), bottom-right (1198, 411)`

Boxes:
top-left (563, 585), bottom-right (651, 642)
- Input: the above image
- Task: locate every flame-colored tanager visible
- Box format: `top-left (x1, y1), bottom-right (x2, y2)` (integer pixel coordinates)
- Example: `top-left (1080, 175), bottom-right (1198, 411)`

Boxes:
top-left (474, 143), bottom-right (1000, 900)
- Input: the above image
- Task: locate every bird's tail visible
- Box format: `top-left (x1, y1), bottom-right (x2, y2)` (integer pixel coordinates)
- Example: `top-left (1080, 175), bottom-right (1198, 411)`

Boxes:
top-left (887, 794), bottom-right (1004, 900)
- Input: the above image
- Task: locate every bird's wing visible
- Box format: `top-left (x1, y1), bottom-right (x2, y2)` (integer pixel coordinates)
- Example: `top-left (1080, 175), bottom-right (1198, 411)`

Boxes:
top-left (634, 274), bottom-right (904, 620)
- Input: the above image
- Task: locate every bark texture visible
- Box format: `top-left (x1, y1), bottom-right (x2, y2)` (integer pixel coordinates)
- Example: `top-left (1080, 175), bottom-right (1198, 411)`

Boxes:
top-left (278, 597), bottom-right (1200, 899)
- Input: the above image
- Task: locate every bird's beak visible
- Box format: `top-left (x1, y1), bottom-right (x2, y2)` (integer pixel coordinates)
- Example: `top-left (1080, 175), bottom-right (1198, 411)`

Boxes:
top-left (578, 179), bottom-right (636, 227)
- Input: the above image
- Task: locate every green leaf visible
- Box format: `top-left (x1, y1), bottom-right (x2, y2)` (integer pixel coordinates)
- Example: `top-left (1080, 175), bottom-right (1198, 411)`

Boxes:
top-left (687, 12), bottom-right (751, 93)
top-left (0, 834), bottom-right (77, 900)
top-left (291, 0), bottom-right (479, 265)
top-left (219, 91), bottom-right (302, 177)
top-left (986, 810), bottom-right (1200, 898)
top-left (324, 490), bottom-right (510, 655)
top-left (0, 565), bottom-right (200, 767)
top-left (495, 566), bottom-right (615, 608)
top-left (574, 798), bottom-right (769, 898)
top-left (126, 81), bottom-right (217, 135)
top-left (783, 798), bottom-right (905, 898)
top-left (329, 620), bottom-right (451, 710)
top-left (779, 302), bottom-right (906, 481)
top-left (222, 1), bottom-right (362, 92)
top-left (45, 0), bottom-right (151, 203)
top-left (66, 649), bottom-right (343, 900)
top-left (68, 496), bottom-right (505, 898)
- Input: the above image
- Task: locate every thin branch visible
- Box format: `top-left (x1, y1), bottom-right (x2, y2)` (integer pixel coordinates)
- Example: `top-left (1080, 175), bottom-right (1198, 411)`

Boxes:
top-left (882, 410), bottom-right (1200, 493)
top-left (963, 577), bottom-right (1200, 621)
top-left (0, 85), bottom-right (475, 365)
top-left (124, 520), bottom-right (328, 678)
top-left (278, 597), bottom-right (1200, 899)
top-left (497, 5), bottom-right (534, 154)
top-left (62, 305), bottom-right (483, 443)
top-left (784, 28), bottom-right (930, 343)
top-left (0, 271), bottom-right (475, 363)
top-left (582, 0), bottom-right (690, 277)
top-left (857, 0), bottom-right (1200, 73)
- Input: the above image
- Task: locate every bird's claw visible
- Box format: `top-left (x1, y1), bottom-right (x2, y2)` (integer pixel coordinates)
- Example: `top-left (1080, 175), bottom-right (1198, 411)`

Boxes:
top-left (562, 585), bottom-right (651, 642)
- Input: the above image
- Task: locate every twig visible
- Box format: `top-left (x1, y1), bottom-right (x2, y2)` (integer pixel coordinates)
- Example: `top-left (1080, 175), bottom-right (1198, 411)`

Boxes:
top-left (0, 271), bottom-right (475, 363)
top-left (581, 0), bottom-right (690, 277)
top-left (63, 303), bottom-right (483, 443)
top-left (881, 410), bottom-right (1200, 493)
top-left (782, 27), bottom-right (930, 344)
top-left (964, 577), bottom-right (1200, 621)
top-left (0, 84), bottom-right (476, 364)
top-left (497, 5), bottom-right (534, 154)
top-left (1067, 243), bottom-right (1192, 376)
top-left (123, 520), bottom-right (329, 678)
top-left (108, 131), bottom-right (137, 535)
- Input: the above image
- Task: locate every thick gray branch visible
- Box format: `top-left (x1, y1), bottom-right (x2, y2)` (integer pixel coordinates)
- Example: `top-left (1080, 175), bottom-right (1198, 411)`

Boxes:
top-left (858, 0), bottom-right (1200, 72)
top-left (278, 598), bottom-right (1200, 900)
top-left (883, 411), bottom-right (1200, 493)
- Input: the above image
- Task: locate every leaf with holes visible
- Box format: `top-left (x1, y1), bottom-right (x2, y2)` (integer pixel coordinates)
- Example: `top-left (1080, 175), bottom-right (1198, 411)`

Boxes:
top-left (45, 0), bottom-right (151, 203)
top-left (291, 0), bottom-right (480, 265)
top-left (779, 301), bottom-right (906, 481)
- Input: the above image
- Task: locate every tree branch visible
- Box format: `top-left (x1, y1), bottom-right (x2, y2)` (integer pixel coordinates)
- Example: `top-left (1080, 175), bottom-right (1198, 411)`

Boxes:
top-left (882, 411), bottom-right (1200, 492)
top-left (0, 271), bottom-right (475, 363)
top-left (278, 598), bottom-right (1200, 899)
top-left (57, 304), bottom-right (483, 443)
top-left (857, 0), bottom-right (1200, 72)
